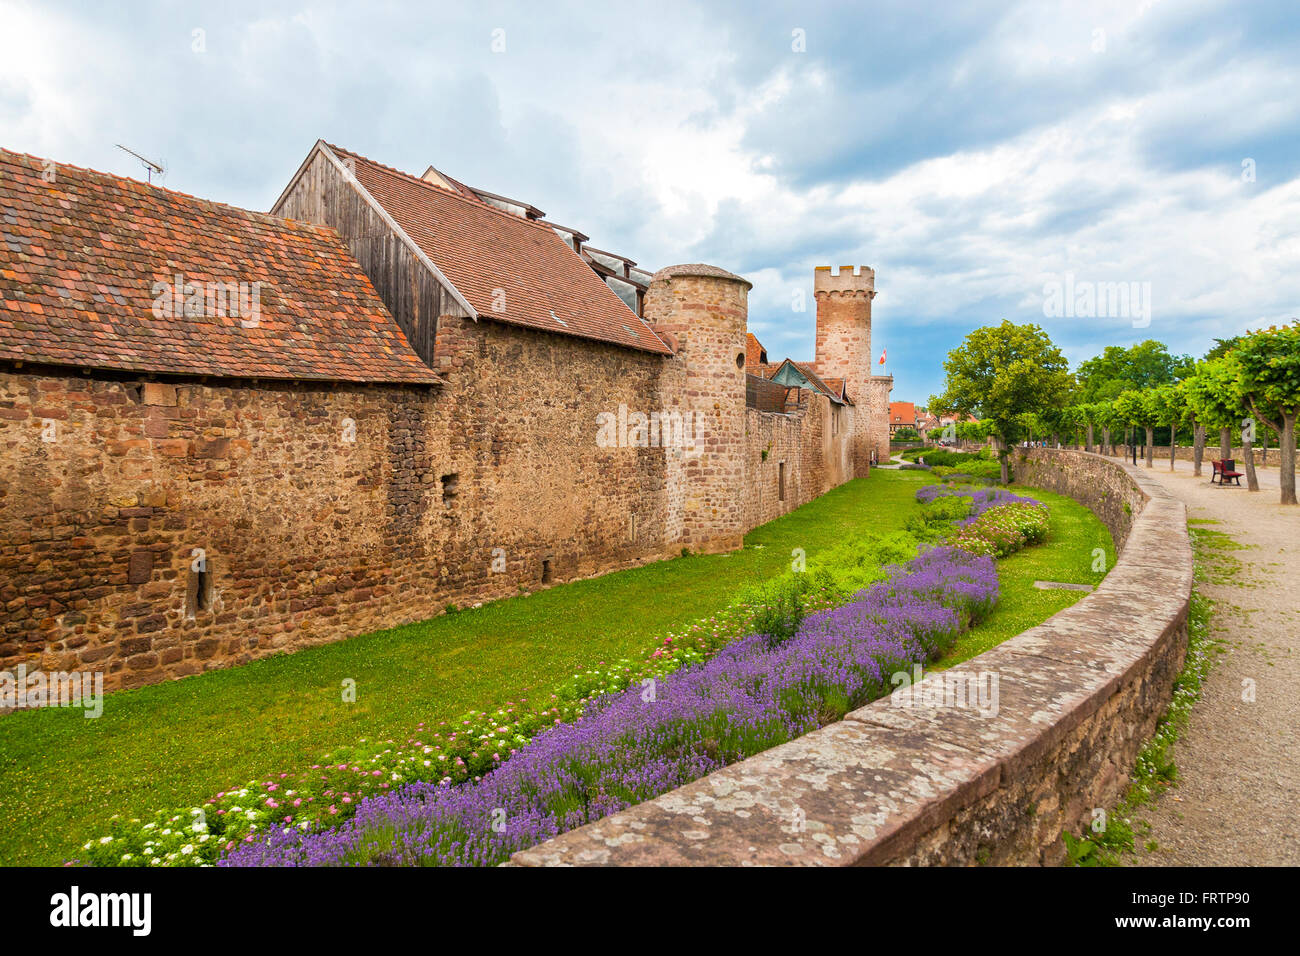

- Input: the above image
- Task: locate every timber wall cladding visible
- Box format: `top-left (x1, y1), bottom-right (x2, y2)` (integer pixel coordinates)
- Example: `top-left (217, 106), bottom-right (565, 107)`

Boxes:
top-left (272, 148), bottom-right (469, 367)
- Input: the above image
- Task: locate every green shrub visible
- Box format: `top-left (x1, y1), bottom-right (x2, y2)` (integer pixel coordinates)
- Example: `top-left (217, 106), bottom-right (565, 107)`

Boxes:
top-left (949, 502), bottom-right (1049, 557)
top-left (914, 449), bottom-right (979, 468)
top-left (743, 568), bottom-right (832, 646)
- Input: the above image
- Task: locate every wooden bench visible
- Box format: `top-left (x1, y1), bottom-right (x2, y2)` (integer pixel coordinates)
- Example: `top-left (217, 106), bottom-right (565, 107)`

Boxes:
top-left (1211, 459), bottom-right (1244, 485)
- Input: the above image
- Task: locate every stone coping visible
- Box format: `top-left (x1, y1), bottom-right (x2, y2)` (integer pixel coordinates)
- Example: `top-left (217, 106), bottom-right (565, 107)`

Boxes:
top-left (510, 449), bottom-right (1192, 866)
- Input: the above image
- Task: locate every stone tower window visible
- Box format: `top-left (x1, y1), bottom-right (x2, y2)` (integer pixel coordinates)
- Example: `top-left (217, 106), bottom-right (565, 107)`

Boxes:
top-left (187, 563), bottom-right (213, 615)
top-left (735, 352), bottom-right (745, 369)
top-left (441, 473), bottom-right (460, 507)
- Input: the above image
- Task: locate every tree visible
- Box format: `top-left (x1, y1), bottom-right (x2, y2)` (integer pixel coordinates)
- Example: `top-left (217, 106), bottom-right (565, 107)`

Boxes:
top-left (1075, 340), bottom-right (1194, 402)
top-left (1233, 322), bottom-right (1300, 505)
top-left (1092, 400), bottom-right (1118, 456)
top-left (1183, 359), bottom-right (1240, 475)
top-left (1203, 336), bottom-right (1243, 362)
top-left (932, 321), bottom-right (1072, 483)
top-left (1148, 383), bottom-right (1183, 472)
top-left (1113, 389), bottom-right (1158, 467)
top-left (1069, 402), bottom-right (1110, 453)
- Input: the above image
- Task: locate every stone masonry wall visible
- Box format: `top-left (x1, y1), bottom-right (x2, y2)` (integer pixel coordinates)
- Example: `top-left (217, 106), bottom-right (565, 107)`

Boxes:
top-left (742, 395), bottom-right (851, 531)
top-left (645, 266), bottom-right (751, 554)
top-left (866, 376), bottom-right (893, 464)
top-left (511, 448), bottom-right (1192, 866)
top-left (0, 314), bottom-right (677, 691)
top-left (1065, 443), bottom-right (1285, 468)
top-left (1, 259), bottom-right (878, 695)
top-left (813, 266), bottom-right (876, 473)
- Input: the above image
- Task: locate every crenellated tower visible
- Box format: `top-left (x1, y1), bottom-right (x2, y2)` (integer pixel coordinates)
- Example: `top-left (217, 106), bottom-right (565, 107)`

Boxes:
top-left (813, 265), bottom-right (890, 471)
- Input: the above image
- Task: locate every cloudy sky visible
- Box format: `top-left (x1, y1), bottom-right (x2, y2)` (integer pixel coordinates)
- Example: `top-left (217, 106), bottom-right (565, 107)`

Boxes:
top-left (3, 0), bottom-right (1298, 402)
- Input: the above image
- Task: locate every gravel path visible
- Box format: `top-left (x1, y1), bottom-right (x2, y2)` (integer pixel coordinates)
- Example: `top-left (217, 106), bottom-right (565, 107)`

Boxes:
top-left (1121, 456), bottom-right (1300, 865)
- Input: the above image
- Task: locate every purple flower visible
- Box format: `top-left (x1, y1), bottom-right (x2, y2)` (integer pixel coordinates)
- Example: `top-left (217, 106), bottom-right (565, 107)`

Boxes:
top-left (221, 547), bottom-right (998, 868)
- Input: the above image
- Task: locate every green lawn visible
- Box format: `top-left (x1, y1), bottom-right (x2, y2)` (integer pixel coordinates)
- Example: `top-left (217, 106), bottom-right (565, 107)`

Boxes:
top-left (0, 470), bottom-right (1113, 865)
top-left (930, 483), bottom-right (1116, 669)
top-left (0, 471), bottom-right (933, 866)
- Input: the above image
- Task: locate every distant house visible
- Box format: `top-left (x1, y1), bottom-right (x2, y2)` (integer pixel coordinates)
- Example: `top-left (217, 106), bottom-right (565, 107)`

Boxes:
top-left (917, 411), bottom-right (940, 439)
top-left (889, 401), bottom-right (917, 436)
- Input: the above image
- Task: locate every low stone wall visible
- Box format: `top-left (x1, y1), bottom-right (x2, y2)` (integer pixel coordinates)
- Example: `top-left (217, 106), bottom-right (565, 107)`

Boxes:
top-left (1066, 444), bottom-right (1281, 468)
top-left (511, 448), bottom-right (1192, 866)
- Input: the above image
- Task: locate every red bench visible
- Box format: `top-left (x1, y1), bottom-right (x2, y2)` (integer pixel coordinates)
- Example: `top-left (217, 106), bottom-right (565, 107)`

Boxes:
top-left (1211, 459), bottom-right (1244, 485)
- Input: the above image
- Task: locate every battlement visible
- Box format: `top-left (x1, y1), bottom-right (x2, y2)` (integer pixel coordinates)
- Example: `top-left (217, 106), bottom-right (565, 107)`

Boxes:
top-left (814, 265), bottom-right (875, 297)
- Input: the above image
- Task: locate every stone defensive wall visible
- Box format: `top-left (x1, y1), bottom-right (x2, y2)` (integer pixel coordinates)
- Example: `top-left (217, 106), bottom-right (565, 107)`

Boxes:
top-left (511, 448), bottom-right (1192, 866)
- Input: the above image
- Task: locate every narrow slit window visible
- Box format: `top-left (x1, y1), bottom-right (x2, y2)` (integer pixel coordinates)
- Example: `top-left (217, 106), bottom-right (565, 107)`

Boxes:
top-left (441, 473), bottom-right (459, 508)
top-left (187, 562), bottom-right (213, 616)
top-left (778, 461), bottom-right (786, 502)
top-left (541, 558), bottom-right (553, 584)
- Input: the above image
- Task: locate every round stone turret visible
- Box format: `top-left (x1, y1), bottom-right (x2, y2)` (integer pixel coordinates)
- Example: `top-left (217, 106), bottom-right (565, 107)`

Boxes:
top-left (645, 263), bottom-right (751, 554)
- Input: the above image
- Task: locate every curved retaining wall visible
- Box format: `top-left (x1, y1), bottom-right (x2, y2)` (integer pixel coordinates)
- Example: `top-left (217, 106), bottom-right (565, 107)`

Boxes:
top-left (510, 449), bottom-right (1192, 866)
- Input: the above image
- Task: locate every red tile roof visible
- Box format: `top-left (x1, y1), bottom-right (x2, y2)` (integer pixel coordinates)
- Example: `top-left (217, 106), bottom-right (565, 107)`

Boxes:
top-left (821, 377), bottom-right (849, 403)
top-left (0, 148), bottom-right (441, 385)
top-left (328, 145), bottom-right (672, 355)
top-left (890, 401), bottom-right (917, 425)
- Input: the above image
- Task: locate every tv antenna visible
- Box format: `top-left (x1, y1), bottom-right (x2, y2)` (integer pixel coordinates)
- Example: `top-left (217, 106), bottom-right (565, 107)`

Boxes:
top-left (115, 144), bottom-right (165, 184)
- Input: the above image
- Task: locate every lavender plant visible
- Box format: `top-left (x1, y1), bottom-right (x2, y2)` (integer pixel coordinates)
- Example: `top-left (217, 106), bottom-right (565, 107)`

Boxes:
top-left (221, 547), bottom-right (997, 868)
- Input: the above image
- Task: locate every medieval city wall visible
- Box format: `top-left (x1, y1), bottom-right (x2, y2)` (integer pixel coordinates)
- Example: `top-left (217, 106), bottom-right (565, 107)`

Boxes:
top-left (0, 313), bottom-right (680, 692)
top-left (742, 396), bottom-right (852, 531)
top-left (1, 282), bottom-right (869, 692)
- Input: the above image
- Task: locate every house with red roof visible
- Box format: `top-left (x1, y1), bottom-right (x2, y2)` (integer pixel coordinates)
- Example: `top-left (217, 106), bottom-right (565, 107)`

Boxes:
top-left (889, 401), bottom-right (918, 435)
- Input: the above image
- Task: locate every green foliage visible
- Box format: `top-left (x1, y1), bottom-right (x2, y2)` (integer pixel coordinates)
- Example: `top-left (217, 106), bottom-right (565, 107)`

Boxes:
top-left (915, 448), bottom-right (977, 467)
top-left (932, 321), bottom-right (1072, 475)
top-left (743, 568), bottom-right (832, 646)
top-left (1181, 356), bottom-right (1251, 432)
top-left (900, 446), bottom-right (940, 461)
top-left (949, 502), bottom-right (1050, 557)
top-left (1232, 322), bottom-right (1300, 428)
top-left (1075, 340), bottom-right (1194, 403)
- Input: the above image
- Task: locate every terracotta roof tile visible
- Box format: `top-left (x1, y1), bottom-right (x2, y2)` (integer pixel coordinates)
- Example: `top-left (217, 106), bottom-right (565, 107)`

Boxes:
top-left (328, 145), bottom-right (672, 356)
top-left (0, 148), bottom-right (441, 385)
top-left (890, 401), bottom-right (917, 425)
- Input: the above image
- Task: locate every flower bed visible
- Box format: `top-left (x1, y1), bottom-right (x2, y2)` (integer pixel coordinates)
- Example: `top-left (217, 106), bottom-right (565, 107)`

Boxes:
top-left (221, 546), bottom-right (998, 867)
top-left (914, 484), bottom-right (1048, 558)
top-left (74, 530), bottom-right (921, 867)
top-left (75, 486), bottom-right (1044, 868)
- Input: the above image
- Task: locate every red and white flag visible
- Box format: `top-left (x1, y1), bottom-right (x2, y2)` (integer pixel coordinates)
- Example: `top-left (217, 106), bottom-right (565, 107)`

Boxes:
top-left (878, 348), bottom-right (886, 365)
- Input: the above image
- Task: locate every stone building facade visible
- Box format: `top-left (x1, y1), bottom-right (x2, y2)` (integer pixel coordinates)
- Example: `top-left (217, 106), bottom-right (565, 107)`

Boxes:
top-left (0, 144), bottom-right (890, 694)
